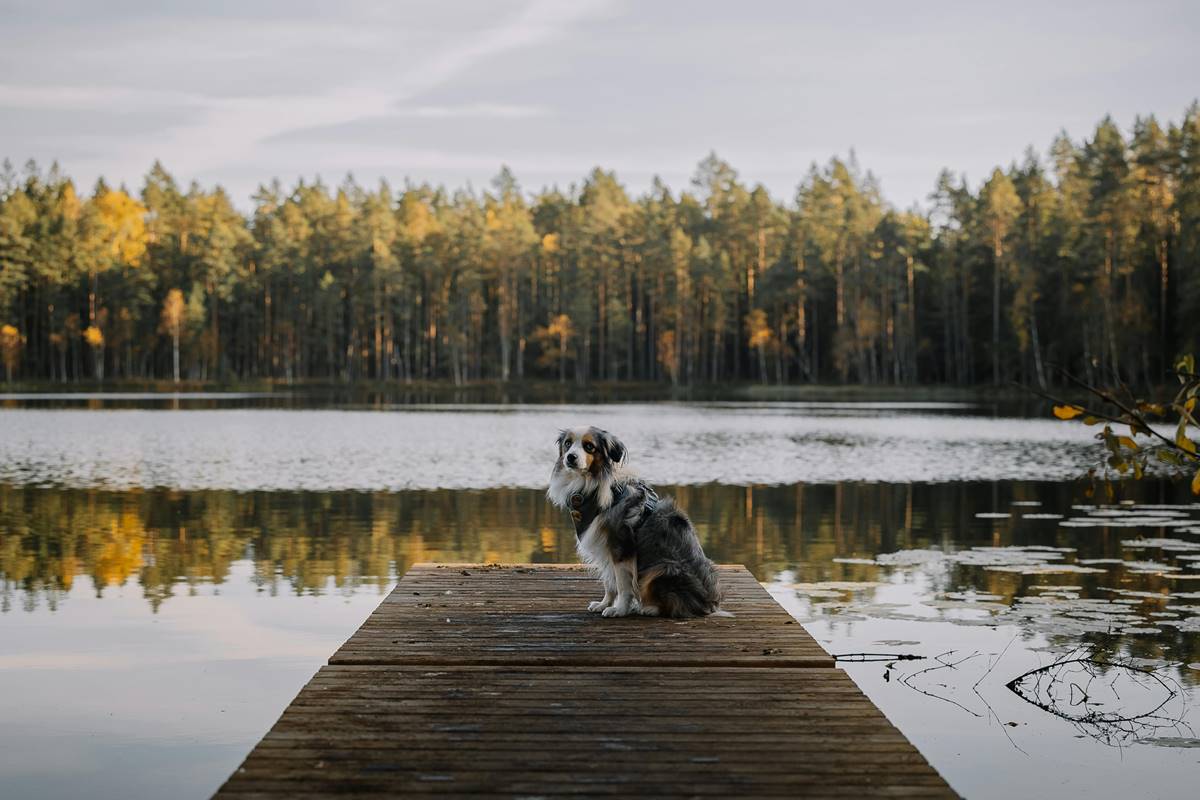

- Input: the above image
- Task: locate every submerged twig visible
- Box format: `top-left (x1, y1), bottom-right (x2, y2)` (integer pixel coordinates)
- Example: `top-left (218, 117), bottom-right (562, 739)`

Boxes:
top-left (1005, 648), bottom-right (1189, 748)
top-left (832, 652), bottom-right (926, 662)
top-left (899, 650), bottom-right (985, 718)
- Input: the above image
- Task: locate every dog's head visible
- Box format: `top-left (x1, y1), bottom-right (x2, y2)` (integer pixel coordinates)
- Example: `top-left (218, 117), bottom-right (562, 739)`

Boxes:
top-left (555, 426), bottom-right (627, 478)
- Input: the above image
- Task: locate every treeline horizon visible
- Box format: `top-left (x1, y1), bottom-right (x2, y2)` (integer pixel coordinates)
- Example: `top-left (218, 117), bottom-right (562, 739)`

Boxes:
top-left (2, 105), bottom-right (1199, 388)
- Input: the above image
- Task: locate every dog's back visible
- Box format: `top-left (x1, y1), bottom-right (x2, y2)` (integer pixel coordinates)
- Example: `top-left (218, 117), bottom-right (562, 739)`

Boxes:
top-left (635, 498), bottom-right (722, 618)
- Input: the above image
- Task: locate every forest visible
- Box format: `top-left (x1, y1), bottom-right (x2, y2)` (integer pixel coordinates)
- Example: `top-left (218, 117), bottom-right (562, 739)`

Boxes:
top-left (1, 106), bottom-right (1198, 388)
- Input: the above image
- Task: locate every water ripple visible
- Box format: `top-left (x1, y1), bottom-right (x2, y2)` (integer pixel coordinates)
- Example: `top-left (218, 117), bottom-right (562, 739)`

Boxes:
top-left (0, 404), bottom-right (1102, 491)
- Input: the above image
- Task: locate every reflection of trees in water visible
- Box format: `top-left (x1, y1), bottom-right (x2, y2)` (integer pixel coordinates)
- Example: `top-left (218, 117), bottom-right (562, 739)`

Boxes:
top-left (0, 486), bottom-right (599, 612)
top-left (0, 480), bottom-right (1184, 619)
top-left (0, 482), bottom-right (986, 611)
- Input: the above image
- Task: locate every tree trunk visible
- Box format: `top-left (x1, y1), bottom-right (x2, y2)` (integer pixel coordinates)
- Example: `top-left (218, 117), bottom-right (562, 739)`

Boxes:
top-left (906, 253), bottom-right (916, 383)
top-left (1159, 238), bottom-right (1169, 373)
top-left (1030, 312), bottom-right (1046, 391)
top-left (992, 234), bottom-right (1001, 385)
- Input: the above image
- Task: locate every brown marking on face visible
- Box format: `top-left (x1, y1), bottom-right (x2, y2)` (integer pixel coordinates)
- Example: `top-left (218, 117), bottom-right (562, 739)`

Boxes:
top-left (582, 431), bottom-right (601, 473)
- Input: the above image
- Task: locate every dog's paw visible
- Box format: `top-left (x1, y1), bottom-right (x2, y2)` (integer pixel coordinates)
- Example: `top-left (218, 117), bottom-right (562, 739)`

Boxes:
top-left (602, 600), bottom-right (640, 618)
top-left (639, 604), bottom-right (661, 617)
top-left (587, 600), bottom-right (610, 613)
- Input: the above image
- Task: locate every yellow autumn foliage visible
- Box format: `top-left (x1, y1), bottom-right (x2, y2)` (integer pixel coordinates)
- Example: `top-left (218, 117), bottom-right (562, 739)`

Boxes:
top-left (1, 324), bottom-right (21, 377)
top-left (1052, 404), bottom-right (1085, 420)
top-left (90, 188), bottom-right (148, 267)
top-left (400, 197), bottom-right (441, 244)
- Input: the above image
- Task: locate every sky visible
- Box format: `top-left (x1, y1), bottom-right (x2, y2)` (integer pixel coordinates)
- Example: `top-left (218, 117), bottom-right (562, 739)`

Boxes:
top-left (2, 0), bottom-right (1198, 211)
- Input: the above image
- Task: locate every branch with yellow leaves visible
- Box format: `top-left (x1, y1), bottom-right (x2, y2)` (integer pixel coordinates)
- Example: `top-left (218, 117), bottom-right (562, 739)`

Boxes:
top-left (1023, 354), bottom-right (1200, 496)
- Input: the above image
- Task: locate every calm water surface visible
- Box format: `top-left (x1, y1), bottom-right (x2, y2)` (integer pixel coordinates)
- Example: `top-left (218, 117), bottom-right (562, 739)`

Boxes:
top-left (1, 397), bottom-right (1198, 799)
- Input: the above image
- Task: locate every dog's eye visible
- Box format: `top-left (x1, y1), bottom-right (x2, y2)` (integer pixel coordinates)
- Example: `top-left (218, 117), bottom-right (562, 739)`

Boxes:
top-left (583, 442), bottom-right (595, 453)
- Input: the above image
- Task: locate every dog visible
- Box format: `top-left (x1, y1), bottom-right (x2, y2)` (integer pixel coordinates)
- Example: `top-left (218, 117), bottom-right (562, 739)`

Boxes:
top-left (546, 426), bottom-right (723, 618)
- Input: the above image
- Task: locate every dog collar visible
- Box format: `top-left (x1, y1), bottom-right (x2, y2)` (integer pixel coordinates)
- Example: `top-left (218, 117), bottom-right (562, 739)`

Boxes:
top-left (568, 490), bottom-right (604, 538)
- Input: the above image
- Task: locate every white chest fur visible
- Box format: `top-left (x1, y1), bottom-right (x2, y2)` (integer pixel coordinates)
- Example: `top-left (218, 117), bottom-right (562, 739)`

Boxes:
top-left (575, 518), bottom-right (616, 588)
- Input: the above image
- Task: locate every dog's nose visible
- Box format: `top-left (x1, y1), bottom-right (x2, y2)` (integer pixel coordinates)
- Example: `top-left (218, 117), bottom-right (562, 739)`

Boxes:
top-left (566, 453), bottom-right (577, 466)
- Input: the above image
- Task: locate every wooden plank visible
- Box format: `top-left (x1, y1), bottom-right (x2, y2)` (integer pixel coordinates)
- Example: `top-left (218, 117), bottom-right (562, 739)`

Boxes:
top-left (329, 563), bottom-right (833, 668)
top-left (217, 666), bottom-right (954, 797)
top-left (213, 564), bottom-right (957, 799)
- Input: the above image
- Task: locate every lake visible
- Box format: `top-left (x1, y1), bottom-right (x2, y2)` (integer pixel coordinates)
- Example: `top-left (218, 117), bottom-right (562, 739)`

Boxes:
top-left (1, 395), bottom-right (1198, 799)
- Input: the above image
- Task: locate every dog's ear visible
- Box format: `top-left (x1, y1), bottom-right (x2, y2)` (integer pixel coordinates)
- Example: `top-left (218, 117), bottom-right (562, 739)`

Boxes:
top-left (599, 430), bottom-right (627, 465)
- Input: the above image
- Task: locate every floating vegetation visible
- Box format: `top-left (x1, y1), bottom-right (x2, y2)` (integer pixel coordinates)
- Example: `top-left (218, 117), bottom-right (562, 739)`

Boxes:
top-left (1158, 617), bottom-right (1200, 633)
top-left (1121, 560), bottom-right (1182, 574)
top-left (874, 549), bottom-right (947, 566)
top-left (987, 564), bottom-right (1107, 575)
top-left (941, 591), bottom-right (1004, 602)
top-left (1060, 516), bottom-right (1196, 528)
top-left (870, 544), bottom-right (1108, 576)
top-left (1089, 509), bottom-right (1191, 518)
top-left (927, 598), bottom-right (1010, 612)
top-left (794, 500), bottom-right (1200, 707)
top-left (1054, 504), bottom-right (1200, 530)
top-left (782, 581), bottom-right (884, 599)
top-left (1101, 587), bottom-right (1162, 597)
top-left (1140, 737), bottom-right (1200, 748)
top-left (1001, 596), bottom-right (1144, 636)
top-left (1120, 538), bottom-right (1200, 551)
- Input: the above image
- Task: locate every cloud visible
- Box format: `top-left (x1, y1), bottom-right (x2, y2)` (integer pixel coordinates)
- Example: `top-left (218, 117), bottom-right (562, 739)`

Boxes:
top-left (0, 84), bottom-right (206, 111)
top-left (388, 0), bottom-right (612, 104)
top-left (3, 0), bottom-right (1197, 211)
top-left (395, 103), bottom-right (552, 119)
top-left (174, 0), bottom-right (607, 177)
top-left (0, 0), bottom-right (612, 195)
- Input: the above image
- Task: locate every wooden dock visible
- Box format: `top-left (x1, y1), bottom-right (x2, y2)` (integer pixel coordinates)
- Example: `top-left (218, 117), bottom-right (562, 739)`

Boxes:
top-left (213, 564), bottom-right (956, 798)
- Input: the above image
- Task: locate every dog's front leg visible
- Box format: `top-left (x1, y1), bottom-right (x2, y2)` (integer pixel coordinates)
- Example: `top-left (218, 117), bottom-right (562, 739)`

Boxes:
top-left (602, 557), bottom-right (641, 617)
top-left (587, 580), bottom-right (615, 613)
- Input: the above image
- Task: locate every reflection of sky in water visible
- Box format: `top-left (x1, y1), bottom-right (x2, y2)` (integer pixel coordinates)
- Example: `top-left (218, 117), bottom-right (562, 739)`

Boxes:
top-left (0, 404), bottom-right (1106, 490)
top-left (2, 403), bottom-right (1200, 799)
top-left (0, 562), bottom-right (390, 800)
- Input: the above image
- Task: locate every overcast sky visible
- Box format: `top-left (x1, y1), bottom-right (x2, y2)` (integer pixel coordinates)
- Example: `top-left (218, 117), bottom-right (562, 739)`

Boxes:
top-left (2, 0), bottom-right (1198, 210)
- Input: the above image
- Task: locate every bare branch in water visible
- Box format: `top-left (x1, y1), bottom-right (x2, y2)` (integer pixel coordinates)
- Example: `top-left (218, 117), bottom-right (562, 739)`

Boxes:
top-left (1005, 648), bottom-right (1191, 748)
top-left (899, 650), bottom-right (985, 719)
top-left (832, 652), bottom-right (926, 662)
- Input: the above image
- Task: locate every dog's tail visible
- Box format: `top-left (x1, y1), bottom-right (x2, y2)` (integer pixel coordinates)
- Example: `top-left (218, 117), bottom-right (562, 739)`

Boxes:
top-left (642, 558), bottom-right (725, 619)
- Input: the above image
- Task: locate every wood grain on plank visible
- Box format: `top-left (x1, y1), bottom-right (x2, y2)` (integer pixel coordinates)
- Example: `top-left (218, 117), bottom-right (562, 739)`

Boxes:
top-left (213, 564), bottom-right (956, 799)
